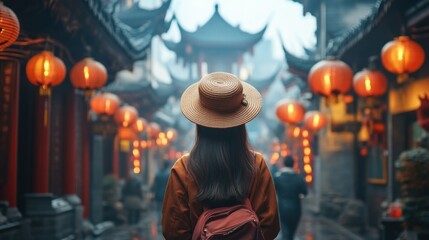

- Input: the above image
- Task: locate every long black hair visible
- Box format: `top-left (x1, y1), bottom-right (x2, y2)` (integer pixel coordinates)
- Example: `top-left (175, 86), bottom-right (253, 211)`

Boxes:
top-left (189, 124), bottom-right (256, 207)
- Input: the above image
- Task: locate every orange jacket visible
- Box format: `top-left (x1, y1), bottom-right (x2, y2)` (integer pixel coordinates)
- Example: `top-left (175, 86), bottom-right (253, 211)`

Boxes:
top-left (162, 152), bottom-right (280, 240)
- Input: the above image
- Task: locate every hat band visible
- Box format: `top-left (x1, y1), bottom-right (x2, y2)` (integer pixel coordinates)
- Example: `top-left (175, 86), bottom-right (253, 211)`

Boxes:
top-left (200, 93), bottom-right (246, 113)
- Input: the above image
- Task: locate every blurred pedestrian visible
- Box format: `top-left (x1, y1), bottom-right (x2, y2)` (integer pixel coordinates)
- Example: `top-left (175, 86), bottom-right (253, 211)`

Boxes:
top-left (162, 72), bottom-right (280, 239)
top-left (121, 176), bottom-right (143, 225)
top-left (151, 160), bottom-right (171, 229)
top-left (274, 155), bottom-right (308, 240)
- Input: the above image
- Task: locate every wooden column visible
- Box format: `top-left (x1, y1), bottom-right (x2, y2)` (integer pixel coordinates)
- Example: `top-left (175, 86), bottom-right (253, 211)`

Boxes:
top-left (34, 94), bottom-right (51, 193)
top-left (64, 91), bottom-right (77, 195)
top-left (0, 60), bottom-right (20, 206)
top-left (113, 135), bottom-right (119, 178)
top-left (82, 103), bottom-right (90, 218)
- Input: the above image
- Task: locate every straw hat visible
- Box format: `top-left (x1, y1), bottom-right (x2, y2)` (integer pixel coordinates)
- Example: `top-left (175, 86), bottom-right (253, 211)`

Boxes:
top-left (180, 72), bottom-right (262, 128)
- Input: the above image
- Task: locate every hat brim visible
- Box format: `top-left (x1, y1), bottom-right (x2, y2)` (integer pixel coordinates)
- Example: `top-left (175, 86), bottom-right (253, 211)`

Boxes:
top-left (180, 81), bottom-right (262, 128)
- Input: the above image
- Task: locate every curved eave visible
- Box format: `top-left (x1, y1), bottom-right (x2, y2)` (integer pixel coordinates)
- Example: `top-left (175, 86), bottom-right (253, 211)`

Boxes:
top-left (115, 0), bottom-right (171, 22)
top-left (177, 20), bottom-right (266, 49)
top-left (326, 0), bottom-right (395, 57)
top-left (115, 0), bottom-right (171, 28)
top-left (162, 39), bottom-right (180, 52)
top-left (283, 45), bottom-right (317, 74)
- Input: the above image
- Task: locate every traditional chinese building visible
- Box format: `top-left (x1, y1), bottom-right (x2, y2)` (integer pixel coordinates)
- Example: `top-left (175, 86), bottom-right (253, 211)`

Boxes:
top-left (163, 4), bottom-right (267, 78)
top-left (324, 0), bottom-right (429, 237)
top-left (0, 0), bottom-right (170, 238)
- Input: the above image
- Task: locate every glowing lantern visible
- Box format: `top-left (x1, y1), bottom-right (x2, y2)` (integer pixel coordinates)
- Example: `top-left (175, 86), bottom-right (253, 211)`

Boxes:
top-left (26, 51), bottom-right (66, 95)
top-left (90, 92), bottom-right (120, 115)
top-left (381, 36), bottom-right (425, 83)
top-left (114, 105), bottom-right (138, 127)
top-left (303, 156), bottom-right (311, 163)
top-left (0, 2), bottom-right (20, 49)
top-left (132, 117), bottom-right (147, 133)
top-left (304, 164), bottom-right (312, 174)
top-left (117, 127), bottom-right (137, 140)
top-left (166, 128), bottom-right (178, 141)
top-left (288, 126), bottom-right (302, 139)
top-left (308, 58), bottom-right (353, 97)
top-left (148, 122), bottom-right (161, 139)
top-left (275, 100), bottom-right (305, 124)
top-left (353, 69), bottom-right (388, 97)
top-left (70, 58), bottom-right (107, 95)
top-left (304, 111), bottom-right (328, 132)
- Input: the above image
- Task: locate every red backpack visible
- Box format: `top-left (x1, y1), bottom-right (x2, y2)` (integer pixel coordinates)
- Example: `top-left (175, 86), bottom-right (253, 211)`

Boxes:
top-left (192, 198), bottom-right (264, 240)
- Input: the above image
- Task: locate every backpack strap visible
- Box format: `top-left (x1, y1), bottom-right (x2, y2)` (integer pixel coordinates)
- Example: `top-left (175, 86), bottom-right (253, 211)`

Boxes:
top-left (244, 198), bottom-right (253, 210)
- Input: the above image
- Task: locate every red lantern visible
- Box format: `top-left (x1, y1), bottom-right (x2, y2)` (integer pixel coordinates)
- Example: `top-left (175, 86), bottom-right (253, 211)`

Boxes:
top-left (26, 51), bottom-right (66, 95)
top-left (0, 2), bottom-right (20, 49)
top-left (304, 111), bottom-right (328, 132)
top-left (90, 92), bottom-right (120, 115)
top-left (70, 58), bottom-right (107, 91)
top-left (117, 127), bottom-right (137, 140)
top-left (275, 100), bottom-right (305, 124)
top-left (381, 36), bottom-right (425, 82)
top-left (132, 117), bottom-right (147, 133)
top-left (148, 122), bottom-right (161, 139)
top-left (353, 69), bottom-right (388, 98)
top-left (166, 128), bottom-right (178, 141)
top-left (114, 105), bottom-right (138, 127)
top-left (308, 58), bottom-right (353, 97)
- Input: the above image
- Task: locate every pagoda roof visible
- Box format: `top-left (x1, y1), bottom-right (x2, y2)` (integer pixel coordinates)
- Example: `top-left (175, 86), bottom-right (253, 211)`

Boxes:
top-left (282, 45), bottom-right (317, 78)
top-left (115, 0), bottom-right (171, 29)
top-left (178, 5), bottom-right (266, 48)
top-left (164, 4), bottom-right (266, 56)
top-left (104, 74), bottom-right (176, 119)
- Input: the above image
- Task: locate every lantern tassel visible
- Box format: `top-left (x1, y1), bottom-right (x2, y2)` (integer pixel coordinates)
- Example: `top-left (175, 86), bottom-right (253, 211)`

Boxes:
top-left (39, 86), bottom-right (51, 96)
top-left (43, 97), bottom-right (48, 127)
top-left (84, 89), bottom-right (94, 101)
top-left (397, 73), bottom-right (409, 84)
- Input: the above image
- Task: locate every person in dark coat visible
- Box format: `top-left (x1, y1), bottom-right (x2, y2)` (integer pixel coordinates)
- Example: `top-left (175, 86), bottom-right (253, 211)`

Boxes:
top-left (274, 155), bottom-right (308, 240)
top-left (151, 160), bottom-right (171, 230)
top-left (121, 176), bottom-right (143, 225)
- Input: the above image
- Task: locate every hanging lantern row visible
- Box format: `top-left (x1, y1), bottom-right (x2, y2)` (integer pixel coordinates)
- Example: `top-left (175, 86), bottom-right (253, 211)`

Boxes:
top-left (25, 51), bottom-right (107, 96)
top-left (275, 99), bottom-right (328, 133)
top-left (0, 2), bottom-right (20, 49)
top-left (308, 36), bottom-right (425, 100)
top-left (89, 93), bottom-right (176, 144)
